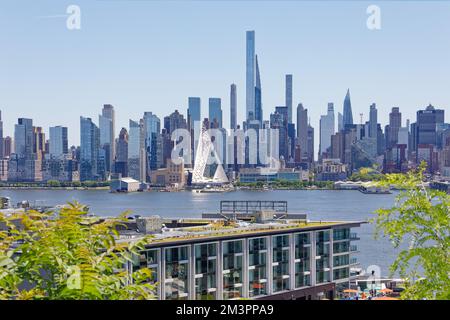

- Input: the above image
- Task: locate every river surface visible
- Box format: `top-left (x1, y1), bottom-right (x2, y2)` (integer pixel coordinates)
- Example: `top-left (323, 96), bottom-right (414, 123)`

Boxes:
top-left (0, 189), bottom-right (401, 276)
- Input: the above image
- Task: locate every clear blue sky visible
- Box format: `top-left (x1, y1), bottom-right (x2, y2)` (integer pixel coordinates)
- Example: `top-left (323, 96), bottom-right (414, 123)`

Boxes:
top-left (1, 0), bottom-right (449, 151)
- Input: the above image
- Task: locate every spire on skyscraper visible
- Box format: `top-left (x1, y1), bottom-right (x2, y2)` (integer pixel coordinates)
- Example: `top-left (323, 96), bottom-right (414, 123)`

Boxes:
top-left (343, 88), bottom-right (353, 127)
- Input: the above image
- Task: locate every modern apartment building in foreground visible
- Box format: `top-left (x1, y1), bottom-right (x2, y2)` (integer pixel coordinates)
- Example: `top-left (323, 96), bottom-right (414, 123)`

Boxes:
top-left (122, 201), bottom-right (362, 300)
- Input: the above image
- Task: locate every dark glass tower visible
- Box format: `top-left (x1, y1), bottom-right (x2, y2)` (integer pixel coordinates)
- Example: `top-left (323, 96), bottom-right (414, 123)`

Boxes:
top-left (343, 89), bottom-right (353, 128)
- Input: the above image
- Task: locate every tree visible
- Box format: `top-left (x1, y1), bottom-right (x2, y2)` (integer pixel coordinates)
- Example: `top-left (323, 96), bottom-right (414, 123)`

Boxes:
top-left (373, 162), bottom-right (450, 299)
top-left (0, 202), bottom-right (156, 300)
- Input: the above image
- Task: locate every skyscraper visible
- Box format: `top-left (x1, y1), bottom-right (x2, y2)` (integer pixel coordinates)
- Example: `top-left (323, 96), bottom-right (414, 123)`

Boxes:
top-left (343, 89), bottom-right (353, 127)
top-left (230, 84), bottom-right (237, 130)
top-left (80, 116), bottom-right (100, 181)
top-left (188, 97), bottom-right (201, 167)
top-left (99, 104), bottom-right (115, 174)
top-left (415, 104), bottom-right (445, 148)
top-left (209, 98), bottom-right (223, 128)
top-left (385, 107), bottom-right (402, 149)
top-left (285, 75), bottom-right (293, 124)
top-left (143, 112), bottom-right (161, 177)
top-left (338, 112), bottom-right (343, 132)
top-left (319, 103), bottom-right (335, 158)
top-left (49, 126), bottom-right (68, 159)
top-left (128, 119), bottom-right (144, 181)
top-left (254, 55), bottom-right (263, 124)
top-left (0, 110), bottom-right (3, 159)
top-left (296, 103), bottom-right (308, 161)
top-left (114, 127), bottom-right (128, 177)
top-left (246, 30), bottom-right (255, 122)
top-left (369, 103), bottom-right (378, 139)
top-left (188, 97), bottom-right (201, 129)
top-left (14, 118), bottom-right (33, 158)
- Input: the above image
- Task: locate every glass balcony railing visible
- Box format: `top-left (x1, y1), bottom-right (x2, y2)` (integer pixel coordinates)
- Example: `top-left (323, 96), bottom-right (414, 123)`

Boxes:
top-left (350, 245), bottom-right (358, 252)
top-left (350, 257), bottom-right (358, 265)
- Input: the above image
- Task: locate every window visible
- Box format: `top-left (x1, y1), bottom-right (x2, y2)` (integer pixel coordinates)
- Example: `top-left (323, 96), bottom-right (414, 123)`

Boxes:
top-left (272, 235), bottom-right (290, 292)
top-left (248, 237), bottom-right (267, 297)
top-left (131, 249), bottom-right (159, 290)
top-left (222, 240), bottom-right (243, 299)
top-left (194, 243), bottom-right (217, 300)
top-left (165, 246), bottom-right (189, 300)
top-left (294, 233), bottom-right (311, 288)
top-left (333, 228), bottom-right (350, 241)
top-left (316, 230), bottom-right (331, 284)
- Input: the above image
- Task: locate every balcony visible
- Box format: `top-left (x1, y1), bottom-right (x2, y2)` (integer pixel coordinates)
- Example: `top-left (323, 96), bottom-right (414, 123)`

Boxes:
top-left (350, 257), bottom-right (359, 265)
top-left (350, 245), bottom-right (358, 253)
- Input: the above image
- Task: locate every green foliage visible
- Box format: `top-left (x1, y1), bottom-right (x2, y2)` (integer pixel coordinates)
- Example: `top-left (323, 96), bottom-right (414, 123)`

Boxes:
top-left (0, 202), bottom-right (156, 300)
top-left (373, 162), bottom-right (450, 300)
top-left (349, 167), bottom-right (384, 182)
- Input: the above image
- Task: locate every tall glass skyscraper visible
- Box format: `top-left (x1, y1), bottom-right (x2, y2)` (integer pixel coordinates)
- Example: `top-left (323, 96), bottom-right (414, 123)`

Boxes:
top-left (285, 74), bottom-right (293, 124)
top-left (143, 112), bottom-right (161, 175)
top-left (49, 126), bottom-right (68, 159)
top-left (254, 55), bottom-right (262, 125)
top-left (246, 30), bottom-right (255, 122)
top-left (319, 103), bottom-right (335, 157)
top-left (342, 89), bottom-right (353, 127)
top-left (99, 104), bottom-right (115, 174)
top-left (230, 84), bottom-right (237, 130)
top-left (14, 118), bottom-right (33, 158)
top-left (188, 97), bottom-right (201, 129)
top-left (80, 116), bottom-right (100, 181)
top-left (209, 98), bottom-right (223, 128)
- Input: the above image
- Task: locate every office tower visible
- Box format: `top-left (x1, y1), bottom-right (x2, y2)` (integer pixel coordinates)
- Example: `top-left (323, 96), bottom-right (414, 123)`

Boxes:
top-left (209, 98), bottom-right (223, 128)
top-left (246, 30), bottom-right (255, 122)
top-left (230, 84), bottom-right (237, 130)
top-left (3, 136), bottom-right (12, 158)
top-left (80, 116), bottom-right (100, 181)
top-left (343, 89), bottom-right (353, 127)
top-left (415, 104), bottom-right (445, 148)
top-left (164, 110), bottom-right (187, 135)
top-left (369, 103), bottom-right (378, 139)
top-left (385, 107), bottom-right (402, 149)
top-left (188, 97), bottom-right (201, 129)
top-left (0, 110), bottom-right (3, 159)
top-left (49, 126), bottom-right (68, 159)
top-left (33, 127), bottom-right (46, 160)
top-left (285, 75), bottom-right (293, 124)
top-left (114, 128), bottom-right (128, 177)
top-left (338, 112), bottom-right (343, 132)
top-left (271, 106), bottom-right (289, 160)
top-left (128, 119), bottom-right (143, 181)
top-left (307, 125), bottom-right (314, 163)
top-left (14, 118), bottom-right (33, 158)
top-left (143, 112), bottom-right (161, 178)
top-left (254, 55), bottom-right (263, 124)
top-left (319, 103), bottom-right (335, 158)
top-left (99, 104), bottom-right (115, 173)
top-left (296, 103), bottom-right (308, 161)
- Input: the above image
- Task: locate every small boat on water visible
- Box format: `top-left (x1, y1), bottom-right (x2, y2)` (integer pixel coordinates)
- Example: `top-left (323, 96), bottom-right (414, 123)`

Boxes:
top-left (358, 184), bottom-right (392, 194)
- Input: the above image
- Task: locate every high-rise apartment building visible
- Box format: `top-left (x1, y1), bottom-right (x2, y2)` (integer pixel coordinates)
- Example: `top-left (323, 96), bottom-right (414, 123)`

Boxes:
top-left (319, 103), bottom-right (335, 158)
top-left (80, 116), bottom-right (100, 181)
top-left (230, 84), bottom-right (237, 130)
top-left (99, 104), bottom-right (115, 174)
top-left (285, 74), bottom-right (293, 124)
top-left (49, 126), bottom-right (68, 159)
top-left (246, 30), bottom-right (256, 122)
top-left (209, 98), bottom-right (223, 128)
top-left (114, 127), bottom-right (128, 177)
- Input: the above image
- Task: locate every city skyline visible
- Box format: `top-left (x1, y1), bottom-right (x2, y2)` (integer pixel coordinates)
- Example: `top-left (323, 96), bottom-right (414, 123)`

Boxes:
top-left (1, 1), bottom-right (450, 151)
